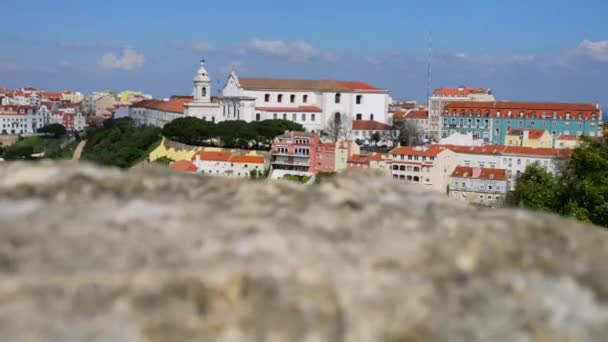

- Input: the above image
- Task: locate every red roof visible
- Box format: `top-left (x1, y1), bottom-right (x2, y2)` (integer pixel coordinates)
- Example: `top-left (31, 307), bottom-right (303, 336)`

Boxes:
top-left (405, 110), bottom-right (428, 119)
top-left (131, 96), bottom-right (192, 113)
top-left (170, 160), bottom-right (198, 173)
top-left (348, 154), bottom-right (372, 164)
top-left (443, 101), bottom-right (600, 121)
top-left (238, 78), bottom-right (385, 92)
top-left (451, 166), bottom-right (507, 181)
top-left (502, 146), bottom-right (571, 158)
top-left (506, 129), bottom-right (547, 140)
top-left (371, 152), bottom-right (387, 161)
top-left (352, 120), bottom-right (392, 130)
top-left (433, 87), bottom-right (492, 97)
top-left (192, 151), bottom-right (232, 162)
top-left (255, 106), bottom-right (322, 113)
top-left (229, 155), bottom-right (265, 164)
top-left (390, 145), bottom-right (449, 157)
top-left (557, 135), bottom-right (579, 141)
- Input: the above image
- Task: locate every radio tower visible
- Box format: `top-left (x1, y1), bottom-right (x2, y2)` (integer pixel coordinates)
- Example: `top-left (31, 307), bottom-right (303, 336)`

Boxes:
top-left (427, 31), bottom-right (432, 103)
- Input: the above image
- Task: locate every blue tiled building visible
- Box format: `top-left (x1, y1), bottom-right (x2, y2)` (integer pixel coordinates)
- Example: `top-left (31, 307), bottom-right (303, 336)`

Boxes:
top-left (441, 101), bottom-right (602, 145)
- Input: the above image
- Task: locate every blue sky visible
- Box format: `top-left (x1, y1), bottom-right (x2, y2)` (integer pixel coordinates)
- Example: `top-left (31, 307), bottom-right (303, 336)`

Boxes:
top-left (1, 0), bottom-right (607, 106)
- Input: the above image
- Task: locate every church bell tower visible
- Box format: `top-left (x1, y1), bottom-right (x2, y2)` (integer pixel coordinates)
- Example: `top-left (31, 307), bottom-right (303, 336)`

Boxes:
top-left (193, 58), bottom-right (211, 103)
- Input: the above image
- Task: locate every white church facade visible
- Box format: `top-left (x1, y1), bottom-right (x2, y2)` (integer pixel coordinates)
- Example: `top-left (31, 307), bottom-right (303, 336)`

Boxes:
top-left (131, 59), bottom-right (391, 131)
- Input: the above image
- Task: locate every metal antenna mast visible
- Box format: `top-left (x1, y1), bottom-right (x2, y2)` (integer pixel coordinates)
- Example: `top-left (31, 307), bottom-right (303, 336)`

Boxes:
top-left (427, 31), bottom-right (432, 103)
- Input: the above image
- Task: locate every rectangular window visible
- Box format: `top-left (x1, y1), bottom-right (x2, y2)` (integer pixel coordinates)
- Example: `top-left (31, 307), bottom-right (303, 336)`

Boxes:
top-left (290, 94), bottom-right (295, 103)
top-left (311, 113), bottom-right (316, 121)
top-left (278, 94), bottom-right (283, 103)
top-left (292, 113), bottom-right (296, 121)
top-left (302, 113), bottom-right (306, 121)
top-left (273, 113), bottom-right (277, 120)
top-left (303, 95), bottom-right (308, 103)
top-left (356, 95), bottom-right (363, 104)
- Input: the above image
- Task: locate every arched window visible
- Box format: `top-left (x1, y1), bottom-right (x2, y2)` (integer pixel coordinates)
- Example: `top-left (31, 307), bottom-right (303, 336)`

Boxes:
top-left (202, 87), bottom-right (207, 97)
top-left (334, 112), bottom-right (341, 126)
top-left (303, 95), bottom-right (308, 103)
top-left (264, 94), bottom-right (270, 102)
top-left (278, 94), bottom-right (283, 103)
top-left (370, 114), bottom-right (374, 121)
top-left (290, 94), bottom-right (295, 103)
top-left (335, 93), bottom-right (341, 104)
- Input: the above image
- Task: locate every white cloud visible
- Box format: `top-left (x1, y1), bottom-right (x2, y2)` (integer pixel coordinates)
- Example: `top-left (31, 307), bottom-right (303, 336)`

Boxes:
top-left (97, 48), bottom-right (145, 71)
top-left (221, 61), bottom-right (247, 74)
top-left (577, 40), bottom-right (608, 62)
top-left (247, 39), bottom-right (338, 62)
top-left (191, 41), bottom-right (216, 53)
top-left (454, 52), bottom-right (535, 66)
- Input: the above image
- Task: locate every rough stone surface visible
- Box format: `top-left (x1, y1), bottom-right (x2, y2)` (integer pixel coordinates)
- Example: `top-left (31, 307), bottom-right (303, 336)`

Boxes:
top-left (0, 161), bottom-right (607, 342)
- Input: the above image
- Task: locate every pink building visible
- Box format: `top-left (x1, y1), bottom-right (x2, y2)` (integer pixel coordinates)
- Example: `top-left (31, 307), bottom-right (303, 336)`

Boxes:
top-left (316, 142), bottom-right (336, 173)
top-left (271, 131), bottom-right (321, 173)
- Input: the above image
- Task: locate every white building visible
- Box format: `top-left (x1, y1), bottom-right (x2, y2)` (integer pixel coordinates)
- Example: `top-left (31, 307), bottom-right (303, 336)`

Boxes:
top-left (0, 106), bottom-right (36, 135)
top-left (428, 87), bottom-right (494, 141)
top-left (388, 145), bottom-right (458, 193)
top-left (449, 166), bottom-right (509, 207)
top-left (223, 72), bottom-right (391, 131)
top-left (192, 151), bottom-right (268, 178)
top-left (443, 145), bottom-right (569, 190)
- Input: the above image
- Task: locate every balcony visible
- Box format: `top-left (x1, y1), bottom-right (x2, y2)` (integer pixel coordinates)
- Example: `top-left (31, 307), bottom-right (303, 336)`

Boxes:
top-left (272, 157), bottom-right (310, 167)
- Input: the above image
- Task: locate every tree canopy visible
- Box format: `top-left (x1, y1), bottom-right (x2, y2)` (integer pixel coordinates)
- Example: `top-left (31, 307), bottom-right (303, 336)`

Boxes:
top-left (161, 118), bottom-right (304, 149)
top-left (82, 117), bottom-right (161, 168)
top-left (37, 123), bottom-right (67, 138)
top-left (512, 137), bottom-right (608, 228)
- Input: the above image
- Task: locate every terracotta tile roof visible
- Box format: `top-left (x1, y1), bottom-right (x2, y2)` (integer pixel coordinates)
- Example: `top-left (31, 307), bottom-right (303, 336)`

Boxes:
top-left (389, 145), bottom-right (449, 157)
top-left (192, 151), bottom-right (232, 162)
top-left (502, 146), bottom-right (570, 158)
top-left (131, 96), bottom-right (192, 113)
top-left (238, 78), bottom-right (385, 92)
top-left (392, 111), bottom-right (408, 120)
top-left (443, 101), bottom-right (600, 120)
top-left (451, 166), bottom-right (507, 181)
top-left (348, 154), bottom-right (372, 164)
top-left (506, 128), bottom-right (547, 140)
top-left (557, 135), bottom-right (579, 141)
top-left (41, 92), bottom-right (63, 100)
top-left (441, 144), bottom-right (507, 155)
top-left (255, 106), bottom-right (322, 112)
top-left (371, 152), bottom-right (387, 161)
top-left (404, 110), bottom-right (428, 119)
top-left (229, 155), bottom-right (265, 164)
top-left (352, 120), bottom-right (392, 130)
top-left (170, 160), bottom-right (198, 173)
top-left (433, 87), bottom-right (492, 97)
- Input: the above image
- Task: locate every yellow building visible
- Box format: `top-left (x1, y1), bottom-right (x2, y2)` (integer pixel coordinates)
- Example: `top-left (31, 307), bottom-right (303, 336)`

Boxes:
top-left (504, 129), bottom-right (553, 148)
top-left (61, 91), bottom-right (84, 104)
top-left (335, 140), bottom-right (360, 172)
top-left (555, 135), bottom-right (580, 149)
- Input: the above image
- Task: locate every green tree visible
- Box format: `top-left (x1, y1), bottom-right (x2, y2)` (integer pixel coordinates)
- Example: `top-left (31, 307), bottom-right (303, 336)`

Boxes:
top-left (512, 164), bottom-right (560, 211)
top-left (37, 124), bottom-right (67, 138)
top-left (3, 145), bottom-right (34, 160)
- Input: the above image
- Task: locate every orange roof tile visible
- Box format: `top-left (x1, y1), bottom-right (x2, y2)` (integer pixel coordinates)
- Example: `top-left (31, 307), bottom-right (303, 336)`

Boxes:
top-left (352, 120), bottom-right (392, 130)
top-left (433, 87), bottom-right (492, 97)
top-left (371, 152), bottom-right (387, 161)
top-left (451, 166), bottom-right (507, 181)
top-left (229, 155), bottom-right (265, 164)
top-left (170, 160), bottom-right (198, 172)
top-left (443, 101), bottom-right (600, 120)
top-left (389, 145), bottom-right (448, 157)
top-left (238, 78), bottom-right (386, 92)
top-left (348, 154), bottom-right (372, 164)
top-left (557, 135), bottom-right (579, 141)
top-left (506, 129), bottom-right (547, 140)
top-left (404, 110), bottom-right (428, 119)
top-left (255, 106), bottom-right (322, 112)
top-left (131, 96), bottom-right (192, 113)
top-left (192, 151), bottom-right (232, 162)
